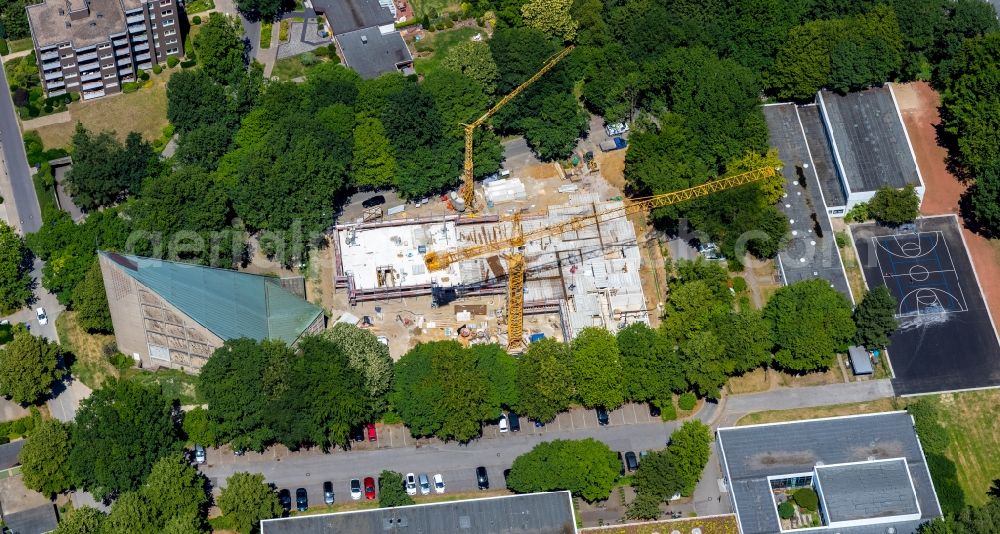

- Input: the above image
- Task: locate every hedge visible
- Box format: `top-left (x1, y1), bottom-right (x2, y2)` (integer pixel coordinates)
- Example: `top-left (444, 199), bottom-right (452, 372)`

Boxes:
top-left (395, 18), bottom-right (420, 29)
top-left (0, 39), bottom-right (9, 56)
top-left (122, 81), bottom-right (139, 93)
top-left (180, 60), bottom-right (197, 69)
top-left (167, 56), bottom-right (179, 68)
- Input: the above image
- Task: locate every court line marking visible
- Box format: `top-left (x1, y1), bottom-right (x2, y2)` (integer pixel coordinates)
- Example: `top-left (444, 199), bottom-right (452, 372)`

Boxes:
top-left (874, 232), bottom-right (942, 260)
top-left (883, 269), bottom-right (957, 278)
top-left (872, 232), bottom-right (968, 316)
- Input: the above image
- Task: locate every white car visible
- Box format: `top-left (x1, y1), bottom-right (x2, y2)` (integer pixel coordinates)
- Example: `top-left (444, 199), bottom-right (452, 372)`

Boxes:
top-left (498, 413), bottom-right (509, 433)
top-left (377, 336), bottom-right (389, 346)
top-left (405, 473), bottom-right (417, 496)
top-left (433, 473), bottom-right (445, 494)
top-left (350, 479), bottom-right (362, 500)
top-left (35, 308), bottom-right (48, 326)
top-left (605, 122), bottom-right (629, 136)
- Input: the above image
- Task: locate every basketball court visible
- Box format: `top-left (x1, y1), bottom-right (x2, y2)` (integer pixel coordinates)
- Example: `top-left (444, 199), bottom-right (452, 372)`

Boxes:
top-left (853, 216), bottom-right (1000, 395)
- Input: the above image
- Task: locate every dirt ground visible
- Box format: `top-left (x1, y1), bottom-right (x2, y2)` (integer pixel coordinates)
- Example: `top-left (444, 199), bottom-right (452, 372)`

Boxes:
top-left (894, 82), bottom-right (1000, 330)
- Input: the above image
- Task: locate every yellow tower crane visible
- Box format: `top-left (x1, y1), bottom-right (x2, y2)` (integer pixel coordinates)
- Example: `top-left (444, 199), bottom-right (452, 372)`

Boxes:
top-left (460, 45), bottom-right (575, 213)
top-left (426, 166), bottom-right (778, 351)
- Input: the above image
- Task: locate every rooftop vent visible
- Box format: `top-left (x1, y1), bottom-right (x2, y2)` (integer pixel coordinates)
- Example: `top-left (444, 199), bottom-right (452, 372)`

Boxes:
top-left (58, 8), bottom-right (65, 14)
top-left (89, 21), bottom-right (96, 26)
top-left (361, 35), bottom-right (368, 44)
top-left (97, 12), bottom-right (103, 17)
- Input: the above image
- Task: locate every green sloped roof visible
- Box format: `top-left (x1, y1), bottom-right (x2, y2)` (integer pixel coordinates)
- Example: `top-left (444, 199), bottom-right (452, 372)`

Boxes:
top-left (101, 251), bottom-right (322, 345)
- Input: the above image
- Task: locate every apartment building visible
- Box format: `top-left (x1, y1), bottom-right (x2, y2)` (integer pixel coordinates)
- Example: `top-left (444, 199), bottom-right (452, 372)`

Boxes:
top-left (26, 0), bottom-right (182, 99)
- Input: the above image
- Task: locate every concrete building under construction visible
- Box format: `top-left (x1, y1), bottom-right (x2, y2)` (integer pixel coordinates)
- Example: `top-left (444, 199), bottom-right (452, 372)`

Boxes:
top-left (333, 194), bottom-right (650, 345)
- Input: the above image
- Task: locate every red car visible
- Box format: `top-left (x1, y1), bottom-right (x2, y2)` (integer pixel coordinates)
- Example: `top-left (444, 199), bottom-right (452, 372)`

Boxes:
top-left (364, 476), bottom-right (377, 500)
top-left (367, 423), bottom-right (377, 442)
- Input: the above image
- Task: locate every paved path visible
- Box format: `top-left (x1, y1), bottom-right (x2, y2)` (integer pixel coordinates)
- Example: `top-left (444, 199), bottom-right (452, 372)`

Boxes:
top-left (718, 379), bottom-right (894, 427)
top-left (48, 378), bottom-right (91, 423)
top-left (0, 56), bottom-right (42, 235)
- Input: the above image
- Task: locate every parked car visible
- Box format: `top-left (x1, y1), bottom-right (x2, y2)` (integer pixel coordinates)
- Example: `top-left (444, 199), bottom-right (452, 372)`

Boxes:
top-left (278, 489), bottom-right (292, 514)
top-left (418, 473), bottom-right (431, 495)
top-left (362, 195), bottom-right (386, 208)
top-left (367, 423), bottom-right (377, 442)
top-left (350, 479), bottom-right (362, 500)
top-left (596, 406), bottom-right (609, 426)
top-left (35, 308), bottom-right (47, 326)
top-left (508, 413), bottom-right (520, 432)
top-left (498, 413), bottom-right (509, 433)
top-left (476, 466), bottom-right (489, 490)
top-left (649, 403), bottom-right (661, 418)
top-left (605, 122), bottom-right (629, 136)
top-left (405, 473), bottom-right (418, 496)
top-left (364, 477), bottom-right (377, 500)
top-left (295, 488), bottom-right (308, 511)
top-left (323, 481), bottom-right (334, 505)
top-left (194, 444), bottom-right (206, 464)
top-left (616, 452), bottom-right (625, 477)
top-left (351, 426), bottom-right (365, 442)
top-left (534, 419), bottom-right (545, 428)
top-left (599, 137), bottom-right (628, 152)
top-left (377, 336), bottom-right (389, 346)
top-left (625, 451), bottom-right (638, 472)
top-left (433, 473), bottom-right (445, 494)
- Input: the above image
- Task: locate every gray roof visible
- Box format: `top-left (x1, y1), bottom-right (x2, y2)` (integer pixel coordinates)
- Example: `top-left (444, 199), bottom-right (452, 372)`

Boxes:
top-left (718, 412), bottom-right (941, 534)
top-left (0, 440), bottom-right (25, 470)
top-left (26, 0), bottom-right (127, 49)
top-left (260, 492), bottom-right (576, 534)
top-left (311, 0), bottom-right (394, 34)
top-left (848, 346), bottom-right (873, 374)
top-left (818, 86), bottom-right (921, 194)
top-left (2, 503), bottom-right (58, 534)
top-left (815, 459), bottom-right (919, 523)
top-left (336, 27), bottom-right (412, 79)
top-left (798, 104), bottom-right (847, 208)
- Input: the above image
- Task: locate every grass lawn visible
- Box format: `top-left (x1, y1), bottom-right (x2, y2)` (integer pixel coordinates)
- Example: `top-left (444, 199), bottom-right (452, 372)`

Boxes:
top-left (56, 312), bottom-right (118, 391)
top-left (835, 230), bottom-right (868, 300)
top-left (736, 397), bottom-right (900, 426)
top-left (272, 54), bottom-right (309, 80)
top-left (124, 367), bottom-right (202, 405)
top-left (5, 38), bottom-right (34, 54)
top-left (933, 390), bottom-right (1000, 505)
top-left (184, 0), bottom-right (215, 13)
top-left (413, 26), bottom-right (481, 77)
top-left (33, 69), bottom-right (171, 148)
top-left (580, 515), bottom-right (739, 534)
top-left (260, 22), bottom-right (273, 49)
top-left (410, 0), bottom-right (457, 17)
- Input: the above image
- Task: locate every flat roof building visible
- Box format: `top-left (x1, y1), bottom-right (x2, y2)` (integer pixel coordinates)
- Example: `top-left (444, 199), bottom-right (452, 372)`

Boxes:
top-left (259, 491), bottom-right (577, 533)
top-left (717, 411), bottom-right (941, 534)
top-left (312, 0), bottom-right (413, 79)
top-left (99, 251), bottom-right (324, 373)
top-left (25, 0), bottom-right (183, 99)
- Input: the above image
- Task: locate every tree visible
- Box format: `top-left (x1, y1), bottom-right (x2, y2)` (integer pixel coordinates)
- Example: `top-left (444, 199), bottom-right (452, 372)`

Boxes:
top-left (570, 327), bottom-right (624, 409)
top-left (968, 161), bottom-right (1000, 236)
top-left (666, 421), bottom-right (711, 496)
top-left (867, 185), bottom-right (920, 226)
top-left (521, 91), bottom-right (589, 160)
top-left (351, 117), bottom-right (396, 189)
top-left (217, 472), bottom-right (282, 534)
top-left (616, 323), bottom-right (684, 404)
top-left (0, 330), bottom-right (62, 404)
top-left (626, 491), bottom-right (664, 520)
top-left (941, 33), bottom-right (1000, 177)
top-left (764, 279), bottom-right (856, 372)
top-left (521, 0), bottom-right (578, 41)
top-left (854, 286), bottom-right (898, 349)
top-left (440, 41), bottom-right (500, 94)
top-left (195, 13), bottom-right (247, 85)
top-left (52, 507), bottom-right (106, 534)
top-left (166, 70), bottom-right (234, 133)
top-left (20, 419), bottom-right (74, 497)
top-left (377, 470), bottom-right (414, 507)
top-left (680, 330), bottom-right (727, 399)
top-left (0, 221), bottom-right (31, 314)
top-left (918, 492), bottom-right (1000, 533)
top-left (68, 378), bottom-right (181, 499)
top-left (235, 0), bottom-right (284, 22)
top-left (506, 438), bottom-right (620, 501)
top-left (176, 122), bottom-right (235, 169)
top-left (391, 341), bottom-right (496, 442)
top-left (182, 407), bottom-right (216, 446)
top-left (321, 324), bottom-right (394, 415)
top-left (103, 491), bottom-right (154, 533)
top-left (142, 454), bottom-right (208, 529)
top-left (717, 308), bottom-right (775, 374)
top-left (197, 339), bottom-right (294, 451)
top-left (71, 258), bottom-right (113, 333)
top-left (633, 449), bottom-right (686, 500)
top-left (65, 125), bottom-right (157, 211)
top-left (514, 338), bottom-right (575, 422)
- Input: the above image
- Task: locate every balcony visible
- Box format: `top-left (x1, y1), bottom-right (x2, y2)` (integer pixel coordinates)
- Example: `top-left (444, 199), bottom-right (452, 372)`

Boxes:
top-left (82, 90), bottom-right (105, 100)
top-left (119, 67), bottom-right (133, 76)
top-left (132, 33), bottom-right (147, 43)
top-left (113, 38), bottom-right (129, 47)
top-left (135, 52), bottom-right (151, 62)
top-left (41, 50), bottom-right (60, 62)
top-left (77, 51), bottom-right (98, 63)
top-left (47, 79), bottom-right (65, 89)
top-left (133, 43), bottom-right (149, 53)
top-left (43, 70), bottom-right (63, 81)
top-left (128, 23), bottom-right (146, 33)
top-left (81, 71), bottom-right (102, 82)
top-left (126, 13), bottom-right (145, 24)
top-left (83, 80), bottom-right (104, 91)
top-left (48, 89), bottom-right (67, 97)
top-left (117, 57), bottom-right (132, 66)
top-left (43, 60), bottom-right (61, 71)
top-left (137, 62), bottom-right (152, 70)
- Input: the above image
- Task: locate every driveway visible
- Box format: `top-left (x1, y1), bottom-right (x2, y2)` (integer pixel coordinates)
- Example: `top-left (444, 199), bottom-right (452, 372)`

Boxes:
top-left (48, 378), bottom-right (91, 422)
top-left (502, 137), bottom-right (540, 171)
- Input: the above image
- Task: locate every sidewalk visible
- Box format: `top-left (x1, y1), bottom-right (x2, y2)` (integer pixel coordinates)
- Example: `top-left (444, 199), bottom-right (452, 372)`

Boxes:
top-left (0, 142), bottom-right (21, 232)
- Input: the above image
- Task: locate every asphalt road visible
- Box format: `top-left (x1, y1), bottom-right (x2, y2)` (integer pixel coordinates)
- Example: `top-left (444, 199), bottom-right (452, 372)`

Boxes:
top-left (200, 406), bottom-right (679, 507)
top-left (0, 56), bottom-right (42, 234)
top-left (502, 137), bottom-right (540, 170)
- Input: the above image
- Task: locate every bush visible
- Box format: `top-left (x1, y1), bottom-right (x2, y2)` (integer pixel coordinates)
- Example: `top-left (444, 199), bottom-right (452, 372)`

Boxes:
top-left (139, 70), bottom-right (150, 81)
top-left (180, 60), bottom-right (197, 69)
top-left (70, 91), bottom-right (80, 101)
top-left (731, 276), bottom-right (747, 293)
top-left (299, 52), bottom-right (318, 66)
top-left (122, 81), bottom-right (139, 93)
top-left (778, 500), bottom-right (795, 519)
top-left (844, 202), bottom-right (869, 223)
top-left (152, 63), bottom-right (162, 74)
top-left (192, 15), bottom-right (202, 24)
top-left (27, 105), bottom-right (40, 117)
top-left (435, 23), bottom-right (445, 30)
top-left (678, 392), bottom-right (697, 411)
top-left (108, 353), bottom-right (133, 370)
top-left (450, 11), bottom-right (460, 20)
top-left (395, 18), bottom-right (421, 29)
top-left (279, 20), bottom-right (289, 41)
top-left (868, 185), bottom-right (920, 226)
top-left (43, 104), bottom-right (53, 114)
top-left (445, 20), bottom-right (454, 28)
top-left (659, 401), bottom-right (677, 421)
top-left (167, 56), bottom-right (179, 68)
top-left (0, 39), bottom-right (9, 56)
top-left (313, 46), bottom-right (329, 58)
top-left (834, 231), bottom-right (848, 248)
top-left (793, 487), bottom-right (819, 511)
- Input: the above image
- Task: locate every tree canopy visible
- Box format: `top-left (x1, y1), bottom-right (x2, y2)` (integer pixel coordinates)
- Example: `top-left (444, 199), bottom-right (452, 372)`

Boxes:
top-left (0, 330), bottom-right (62, 405)
top-left (64, 124), bottom-right (158, 211)
top-left (506, 438), bottom-right (620, 501)
top-left (217, 472), bottom-right (282, 534)
top-left (570, 327), bottom-right (624, 409)
top-left (868, 185), bottom-right (920, 226)
top-left (765, 279), bottom-right (856, 372)
top-left (514, 338), bottom-right (575, 422)
top-left (854, 286), bottom-right (899, 350)
top-left (377, 470), bottom-right (414, 508)
top-left (194, 13), bottom-right (247, 85)
top-left (0, 221), bottom-right (32, 314)
top-left (20, 418), bottom-right (74, 497)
